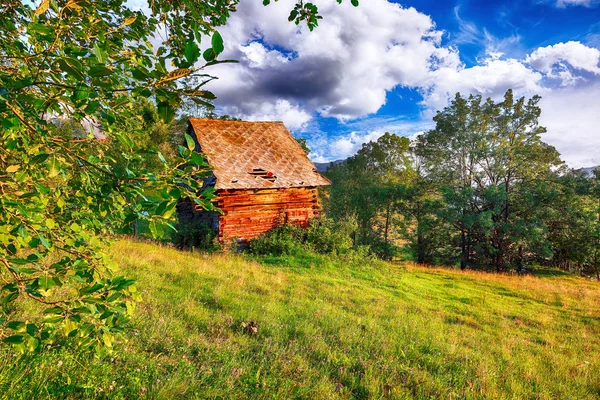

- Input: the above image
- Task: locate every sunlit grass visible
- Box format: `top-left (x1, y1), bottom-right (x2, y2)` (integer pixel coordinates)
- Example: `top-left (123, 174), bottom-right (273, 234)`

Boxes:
top-left (1, 239), bottom-right (599, 399)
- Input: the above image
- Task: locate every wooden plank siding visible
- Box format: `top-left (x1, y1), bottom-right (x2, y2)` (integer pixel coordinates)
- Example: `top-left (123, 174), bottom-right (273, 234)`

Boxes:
top-left (194, 187), bottom-right (320, 243)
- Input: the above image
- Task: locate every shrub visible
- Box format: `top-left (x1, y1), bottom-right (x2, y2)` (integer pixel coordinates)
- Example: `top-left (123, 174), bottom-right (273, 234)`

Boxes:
top-left (306, 216), bottom-right (357, 254)
top-left (249, 224), bottom-right (306, 256)
top-left (249, 217), bottom-right (358, 256)
top-left (173, 220), bottom-right (220, 251)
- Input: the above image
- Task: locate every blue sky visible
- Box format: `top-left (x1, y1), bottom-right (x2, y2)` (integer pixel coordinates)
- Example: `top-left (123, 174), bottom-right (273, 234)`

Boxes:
top-left (201, 0), bottom-right (600, 167)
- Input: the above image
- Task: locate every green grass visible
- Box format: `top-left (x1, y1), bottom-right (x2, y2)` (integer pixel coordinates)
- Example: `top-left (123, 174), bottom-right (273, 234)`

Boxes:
top-left (1, 239), bottom-right (600, 399)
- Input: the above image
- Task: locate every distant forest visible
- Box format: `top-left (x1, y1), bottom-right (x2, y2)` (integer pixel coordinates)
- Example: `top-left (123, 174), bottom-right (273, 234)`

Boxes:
top-left (323, 89), bottom-right (600, 277)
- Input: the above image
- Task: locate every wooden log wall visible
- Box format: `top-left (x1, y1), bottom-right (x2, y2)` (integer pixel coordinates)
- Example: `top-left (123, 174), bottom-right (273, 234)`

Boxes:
top-left (195, 187), bottom-right (321, 243)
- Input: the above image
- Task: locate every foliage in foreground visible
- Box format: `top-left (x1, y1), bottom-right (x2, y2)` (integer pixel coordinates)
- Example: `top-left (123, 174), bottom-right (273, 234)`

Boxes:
top-left (0, 239), bottom-right (598, 399)
top-left (0, 0), bottom-right (359, 353)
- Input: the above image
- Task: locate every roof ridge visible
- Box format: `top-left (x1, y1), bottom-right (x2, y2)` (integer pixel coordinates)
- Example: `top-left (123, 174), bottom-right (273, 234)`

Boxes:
top-left (188, 118), bottom-right (285, 124)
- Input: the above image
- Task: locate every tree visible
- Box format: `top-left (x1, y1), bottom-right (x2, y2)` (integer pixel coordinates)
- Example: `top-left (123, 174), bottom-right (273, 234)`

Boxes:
top-left (400, 149), bottom-right (452, 265)
top-left (587, 169), bottom-right (600, 279)
top-left (416, 90), bottom-right (563, 271)
top-left (326, 133), bottom-right (413, 258)
top-left (295, 138), bottom-right (311, 155)
top-left (0, 0), bottom-right (358, 353)
top-left (415, 94), bottom-right (494, 269)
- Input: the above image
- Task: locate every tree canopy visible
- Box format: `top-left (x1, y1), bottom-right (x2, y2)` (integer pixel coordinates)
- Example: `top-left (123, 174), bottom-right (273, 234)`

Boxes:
top-left (326, 90), bottom-right (599, 276)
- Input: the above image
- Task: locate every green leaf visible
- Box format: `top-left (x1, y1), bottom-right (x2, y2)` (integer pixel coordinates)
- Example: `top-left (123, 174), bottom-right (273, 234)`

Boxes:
top-left (211, 31), bottom-right (224, 55)
top-left (4, 335), bottom-right (24, 344)
top-left (57, 57), bottom-right (85, 80)
top-left (80, 283), bottom-right (104, 295)
top-left (88, 66), bottom-right (113, 78)
top-left (43, 306), bottom-right (63, 315)
top-left (73, 84), bottom-right (90, 102)
top-left (191, 151), bottom-right (207, 167)
top-left (46, 219), bottom-right (56, 229)
top-left (155, 201), bottom-right (169, 215)
top-left (184, 133), bottom-right (196, 152)
top-left (84, 101), bottom-right (100, 114)
top-left (93, 43), bottom-right (108, 63)
top-left (2, 117), bottom-right (21, 130)
top-left (27, 337), bottom-right (40, 352)
top-left (7, 321), bottom-right (26, 331)
top-left (184, 41), bottom-right (200, 65)
top-left (3, 292), bottom-right (19, 305)
top-left (112, 131), bottom-right (134, 150)
top-left (203, 48), bottom-right (216, 62)
top-left (39, 235), bottom-right (50, 250)
top-left (30, 153), bottom-right (49, 164)
top-left (26, 323), bottom-right (37, 336)
top-left (148, 221), bottom-right (158, 238)
top-left (157, 103), bottom-right (175, 123)
top-left (39, 276), bottom-right (55, 290)
top-left (351, 0), bottom-right (359, 6)
top-left (169, 187), bottom-right (181, 200)
top-left (27, 23), bottom-right (53, 36)
top-left (132, 66), bottom-right (151, 80)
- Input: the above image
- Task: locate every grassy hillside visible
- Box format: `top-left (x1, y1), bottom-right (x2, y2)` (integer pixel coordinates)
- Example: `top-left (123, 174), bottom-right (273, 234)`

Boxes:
top-left (1, 240), bottom-right (599, 399)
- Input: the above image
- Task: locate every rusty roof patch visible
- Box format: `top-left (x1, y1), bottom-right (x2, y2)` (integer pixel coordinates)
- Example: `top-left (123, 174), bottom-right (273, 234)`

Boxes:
top-left (188, 119), bottom-right (331, 190)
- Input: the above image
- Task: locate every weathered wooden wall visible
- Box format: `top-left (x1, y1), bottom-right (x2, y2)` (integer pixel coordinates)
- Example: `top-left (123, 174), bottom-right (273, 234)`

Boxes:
top-left (191, 187), bottom-right (320, 243)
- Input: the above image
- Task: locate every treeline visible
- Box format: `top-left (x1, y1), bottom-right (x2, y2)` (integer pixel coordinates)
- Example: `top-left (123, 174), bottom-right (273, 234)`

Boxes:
top-left (325, 90), bottom-right (600, 277)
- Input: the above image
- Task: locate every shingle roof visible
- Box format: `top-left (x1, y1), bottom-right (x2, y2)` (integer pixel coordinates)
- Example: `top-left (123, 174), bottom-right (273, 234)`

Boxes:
top-left (189, 119), bottom-right (331, 190)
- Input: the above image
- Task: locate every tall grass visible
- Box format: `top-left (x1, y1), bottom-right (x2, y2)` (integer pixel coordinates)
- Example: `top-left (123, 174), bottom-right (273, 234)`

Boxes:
top-left (0, 239), bottom-right (599, 399)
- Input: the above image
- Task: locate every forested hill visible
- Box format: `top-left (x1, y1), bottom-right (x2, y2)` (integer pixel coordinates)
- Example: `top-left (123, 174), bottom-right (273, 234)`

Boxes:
top-left (314, 159), bottom-right (346, 173)
top-left (578, 166), bottom-right (599, 177)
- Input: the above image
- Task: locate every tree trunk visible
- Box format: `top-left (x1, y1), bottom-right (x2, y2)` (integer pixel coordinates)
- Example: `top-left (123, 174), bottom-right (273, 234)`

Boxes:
top-left (460, 228), bottom-right (467, 270)
top-left (517, 245), bottom-right (524, 273)
top-left (416, 218), bottom-right (425, 264)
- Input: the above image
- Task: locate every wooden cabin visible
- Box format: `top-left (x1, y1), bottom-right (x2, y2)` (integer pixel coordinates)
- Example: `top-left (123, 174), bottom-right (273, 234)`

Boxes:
top-left (177, 119), bottom-right (331, 243)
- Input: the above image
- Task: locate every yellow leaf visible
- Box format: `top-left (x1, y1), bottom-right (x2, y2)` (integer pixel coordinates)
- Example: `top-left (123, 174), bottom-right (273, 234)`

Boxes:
top-left (155, 68), bottom-right (193, 86)
top-left (6, 165), bottom-right (20, 173)
top-left (122, 16), bottom-right (136, 26)
top-left (102, 332), bottom-right (113, 347)
top-left (34, 0), bottom-right (50, 16)
top-left (64, 0), bottom-right (83, 10)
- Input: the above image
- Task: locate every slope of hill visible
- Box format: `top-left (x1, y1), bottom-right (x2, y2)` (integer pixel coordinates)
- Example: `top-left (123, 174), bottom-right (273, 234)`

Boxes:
top-left (2, 240), bottom-right (599, 399)
top-left (578, 166), bottom-right (599, 177)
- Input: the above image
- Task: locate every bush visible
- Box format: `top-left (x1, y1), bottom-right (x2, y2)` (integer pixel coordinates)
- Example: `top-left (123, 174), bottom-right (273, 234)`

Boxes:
top-left (249, 217), bottom-right (358, 257)
top-left (306, 216), bottom-right (357, 254)
top-left (173, 220), bottom-right (220, 251)
top-left (249, 224), bottom-right (306, 256)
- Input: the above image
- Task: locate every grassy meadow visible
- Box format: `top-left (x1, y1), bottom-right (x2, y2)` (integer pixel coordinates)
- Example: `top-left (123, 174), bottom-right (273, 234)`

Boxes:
top-left (1, 239), bottom-right (599, 399)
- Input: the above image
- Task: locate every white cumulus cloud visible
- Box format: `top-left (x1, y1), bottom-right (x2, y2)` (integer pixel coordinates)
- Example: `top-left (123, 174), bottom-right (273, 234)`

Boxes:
top-left (199, 1), bottom-right (600, 167)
